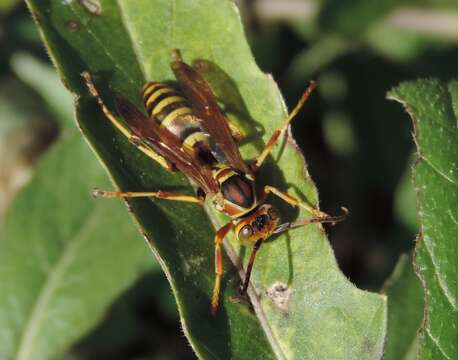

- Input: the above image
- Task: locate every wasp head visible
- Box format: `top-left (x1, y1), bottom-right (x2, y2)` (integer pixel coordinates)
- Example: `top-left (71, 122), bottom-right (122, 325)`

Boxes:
top-left (235, 204), bottom-right (280, 245)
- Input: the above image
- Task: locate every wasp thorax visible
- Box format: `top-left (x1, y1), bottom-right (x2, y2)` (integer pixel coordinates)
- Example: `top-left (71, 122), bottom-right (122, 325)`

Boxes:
top-left (236, 204), bottom-right (281, 244)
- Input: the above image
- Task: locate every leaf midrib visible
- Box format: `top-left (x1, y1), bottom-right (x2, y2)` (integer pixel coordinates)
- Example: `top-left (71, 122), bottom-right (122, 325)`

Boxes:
top-left (15, 203), bottom-right (105, 360)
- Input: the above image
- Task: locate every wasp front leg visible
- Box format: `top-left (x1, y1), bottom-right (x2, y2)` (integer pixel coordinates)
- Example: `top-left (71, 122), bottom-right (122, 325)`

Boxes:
top-left (211, 222), bottom-right (234, 316)
top-left (82, 71), bottom-right (174, 172)
top-left (240, 238), bottom-right (263, 296)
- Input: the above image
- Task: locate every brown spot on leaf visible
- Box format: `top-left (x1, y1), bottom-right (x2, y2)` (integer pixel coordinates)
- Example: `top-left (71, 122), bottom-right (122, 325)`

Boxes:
top-left (65, 20), bottom-right (80, 32)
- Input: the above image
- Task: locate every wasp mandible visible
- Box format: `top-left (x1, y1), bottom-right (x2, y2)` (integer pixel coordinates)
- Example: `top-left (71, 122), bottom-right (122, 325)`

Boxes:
top-left (82, 49), bottom-right (347, 315)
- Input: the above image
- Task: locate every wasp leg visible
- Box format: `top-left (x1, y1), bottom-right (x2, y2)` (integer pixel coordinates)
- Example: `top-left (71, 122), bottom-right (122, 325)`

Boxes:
top-left (264, 185), bottom-right (328, 218)
top-left (252, 81), bottom-right (317, 172)
top-left (240, 238), bottom-right (263, 296)
top-left (211, 222), bottom-right (234, 316)
top-left (227, 120), bottom-right (244, 143)
top-left (82, 71), bottom-right (174, 171)
top-left (92, 189), bottom-right (204, 204)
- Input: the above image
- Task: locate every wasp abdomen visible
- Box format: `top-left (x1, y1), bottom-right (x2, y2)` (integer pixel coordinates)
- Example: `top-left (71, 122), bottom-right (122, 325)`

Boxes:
top-left (142, 81), bottom-right (219, 165)
top-left (142, 82), bottom-right (192, 124)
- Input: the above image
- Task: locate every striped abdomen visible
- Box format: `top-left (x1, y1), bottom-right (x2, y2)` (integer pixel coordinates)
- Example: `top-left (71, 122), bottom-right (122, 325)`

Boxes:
top-left (142, 81), bottom-right (219, 164)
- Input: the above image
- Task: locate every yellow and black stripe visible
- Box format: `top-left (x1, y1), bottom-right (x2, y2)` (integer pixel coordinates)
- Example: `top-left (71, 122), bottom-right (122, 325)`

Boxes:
top-left (142, 81), bottom-right (217, 164)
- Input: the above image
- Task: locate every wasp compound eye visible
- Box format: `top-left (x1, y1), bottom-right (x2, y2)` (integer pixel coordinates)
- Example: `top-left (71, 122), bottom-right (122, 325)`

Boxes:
top-left (238, 224), bottom-right (253, 241)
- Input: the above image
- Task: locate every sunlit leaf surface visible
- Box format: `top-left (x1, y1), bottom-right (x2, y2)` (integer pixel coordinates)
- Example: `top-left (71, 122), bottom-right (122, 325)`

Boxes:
top-left (389, 79), bottom-right (458, 360)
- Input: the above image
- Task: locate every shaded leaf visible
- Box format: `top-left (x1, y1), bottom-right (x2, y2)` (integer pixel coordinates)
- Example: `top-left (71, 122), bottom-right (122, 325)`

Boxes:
top-left (0, 0), bottom-right (19, 14)
top-left (389, 79), bottom-right (458, 360)
top-left (318, 0), bottom-right (404, 37)
top-left (11, 53), bottom-right (74, 128)
top-left (394, 154), bottom-right (419, 232)
top-left (0, 77), bottom-right (58, 218)
top-left (0, 133), bottom-right (151, 359)
top-left (383, 254), bottom-right (424, 360)
top-left (26, 0), bottom-right (387, 358)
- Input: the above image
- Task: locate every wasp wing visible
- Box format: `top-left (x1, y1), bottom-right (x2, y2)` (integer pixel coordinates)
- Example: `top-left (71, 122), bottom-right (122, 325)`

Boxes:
top-left (114, 96), bottom-right (219, 195)
top-left (170, 57), bottom-right (252, 176)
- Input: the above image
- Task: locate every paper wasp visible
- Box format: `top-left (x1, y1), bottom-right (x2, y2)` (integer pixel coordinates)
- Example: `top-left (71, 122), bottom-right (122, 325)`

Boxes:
top-left (82, 49), bottom-right (347, 315)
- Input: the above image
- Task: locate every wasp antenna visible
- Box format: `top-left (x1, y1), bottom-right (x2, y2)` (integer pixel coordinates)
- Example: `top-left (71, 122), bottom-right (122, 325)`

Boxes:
top-left (273, 207), bottom-right (349, 234)
top-left (312, 207), bottom-right (349, 226)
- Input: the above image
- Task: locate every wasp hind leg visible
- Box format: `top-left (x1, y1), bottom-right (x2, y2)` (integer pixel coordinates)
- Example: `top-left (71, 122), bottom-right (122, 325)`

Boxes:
top-left (227, 120), bottom-right (244, 143)
top-left (82, 71), bottom-right (174, 172)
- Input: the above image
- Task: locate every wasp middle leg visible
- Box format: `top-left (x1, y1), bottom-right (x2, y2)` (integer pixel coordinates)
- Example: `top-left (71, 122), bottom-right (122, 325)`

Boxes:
top-left (92, 189), bottom-right (205, 204)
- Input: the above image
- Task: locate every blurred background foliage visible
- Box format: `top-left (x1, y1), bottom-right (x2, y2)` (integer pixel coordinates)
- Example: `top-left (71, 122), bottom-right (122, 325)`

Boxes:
top-left (1, 0), bottom-right (456, 358)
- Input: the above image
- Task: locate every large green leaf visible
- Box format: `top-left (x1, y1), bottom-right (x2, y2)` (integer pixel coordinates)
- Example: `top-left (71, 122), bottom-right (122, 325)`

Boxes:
top-left (389, 79), bottom-right (458, 360)
top-left (26, 0), bottom-right (387, 358)
top-left (0, 133), bottom-right (151, 359)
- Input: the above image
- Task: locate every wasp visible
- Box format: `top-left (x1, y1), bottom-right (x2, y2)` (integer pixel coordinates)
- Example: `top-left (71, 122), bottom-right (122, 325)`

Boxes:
top-left (82, 49), bottom-right (347, 315)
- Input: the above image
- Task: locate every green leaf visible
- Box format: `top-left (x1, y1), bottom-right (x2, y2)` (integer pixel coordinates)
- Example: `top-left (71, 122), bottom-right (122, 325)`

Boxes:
top-left (383, 254), bottom-right (424, 360)
top-left (26, 0), bottom-right (387, 358)
top-left (0, 133), bottom-right (151, 360)
top-left (0, 0), bottom-right (19, 14)
top-left (389, 79), bottom-right (458, 360)
top-left (11, 53), bottom-right (74, 128)
top-left (394, 154), bottom-right (419, 232)
top-left (318, 0), bottom-right (404, 37)
top-left (0, 77), bottom-right (44, 136)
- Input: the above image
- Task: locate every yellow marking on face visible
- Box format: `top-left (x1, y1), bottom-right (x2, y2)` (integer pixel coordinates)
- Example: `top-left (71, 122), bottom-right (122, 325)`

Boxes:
top-left (160, 107), bottom-right (193, 127)
top-left (145, 87), bottom-right (176, 107)
top-left (152, 96), bottom-right (187, 115)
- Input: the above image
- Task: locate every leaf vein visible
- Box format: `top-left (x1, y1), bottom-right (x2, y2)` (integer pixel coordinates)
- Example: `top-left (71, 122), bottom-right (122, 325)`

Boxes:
top-left (15, 203), bottom-right (105, 360)
top-left (426, 328), bottom-right (452, 360)
top-left (422, 238), bottom-right (457, 311)
top-left (420, 155), bottom-right (458, 187)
